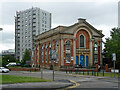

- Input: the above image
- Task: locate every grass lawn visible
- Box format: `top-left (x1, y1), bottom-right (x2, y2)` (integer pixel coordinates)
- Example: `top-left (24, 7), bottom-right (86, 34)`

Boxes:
top-left (72, 71), bottom-right (120, 78)
top-left (0, 75), bottom-right (50, 84)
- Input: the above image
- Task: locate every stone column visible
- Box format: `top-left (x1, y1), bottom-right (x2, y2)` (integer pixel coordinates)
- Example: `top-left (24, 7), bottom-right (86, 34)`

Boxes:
top-left (89, 39), bottom-right (93, 66)
top-left (61, 39), bottom-right (64, 66)
top-left (73, 38), bottom-right (76, 65)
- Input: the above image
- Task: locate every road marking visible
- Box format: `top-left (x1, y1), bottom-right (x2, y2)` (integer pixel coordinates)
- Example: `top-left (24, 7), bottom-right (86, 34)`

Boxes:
top-left (67, 80), bottom-right (80, 89)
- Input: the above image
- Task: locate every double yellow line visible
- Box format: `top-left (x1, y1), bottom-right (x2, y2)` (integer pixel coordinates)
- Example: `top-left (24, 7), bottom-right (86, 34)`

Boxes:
top-left (67, 80), bottom-right (80, 89)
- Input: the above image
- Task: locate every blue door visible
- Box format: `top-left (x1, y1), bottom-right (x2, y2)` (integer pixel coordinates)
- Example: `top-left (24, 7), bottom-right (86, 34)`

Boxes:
top-left (76, 56), bottom-right (79, 65)
top-left (80, 55), bottom-right (84, 67)
top-left (86, 56), bottom-right (88, 67)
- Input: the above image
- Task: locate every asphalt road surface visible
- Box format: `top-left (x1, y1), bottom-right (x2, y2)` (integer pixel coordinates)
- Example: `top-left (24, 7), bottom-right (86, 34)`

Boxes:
top-left (1, 69), bottom-right (120, 90)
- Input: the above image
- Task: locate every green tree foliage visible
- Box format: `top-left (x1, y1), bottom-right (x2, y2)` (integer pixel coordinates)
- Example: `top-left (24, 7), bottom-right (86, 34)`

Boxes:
top-left (2, 55), bottom-right (16, 67)
top-left (22, 49), bottom-right (31, 65)
top-left (104, 28), bottom-right (120, 69)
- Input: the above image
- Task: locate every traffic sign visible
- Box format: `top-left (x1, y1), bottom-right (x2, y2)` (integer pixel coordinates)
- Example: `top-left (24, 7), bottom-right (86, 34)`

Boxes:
top-left (112, 53), bottom-right (116, 61)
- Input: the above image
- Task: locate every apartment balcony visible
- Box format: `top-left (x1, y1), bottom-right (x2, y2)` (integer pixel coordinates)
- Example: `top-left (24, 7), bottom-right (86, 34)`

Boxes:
top-left (17, 26), bottom-right (20, 29)
top-left (33, 19), bottom-right (36, 23)
top-left (32, 15), bottom-right (36, 19)
top-left (33, 32), bottom-right (36, 35)
top-left (33, 23), bottom-right (36, 26)
top-left (17, 14), bottom-right (20, 17)
top-left (17, 23), bottom-right (20, 25)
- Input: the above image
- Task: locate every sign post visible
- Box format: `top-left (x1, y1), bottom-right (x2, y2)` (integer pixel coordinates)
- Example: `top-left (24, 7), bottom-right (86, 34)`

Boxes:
top-left (51, 50), bottom-right (56, 81)
top-left (112, 53), bottom-right (116, 78)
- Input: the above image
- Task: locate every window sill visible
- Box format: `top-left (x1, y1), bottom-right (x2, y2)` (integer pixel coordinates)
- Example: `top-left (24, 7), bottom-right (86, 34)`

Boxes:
top-left (55, 62), bottom-right (58, 63)
top-left (66, 62), bottom-right (70, 64)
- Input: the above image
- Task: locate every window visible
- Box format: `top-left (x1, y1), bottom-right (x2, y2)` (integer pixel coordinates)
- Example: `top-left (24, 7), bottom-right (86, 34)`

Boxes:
top-left (45, 44), bottom-right (47, 63)
top-left (79, 35), bottom-right (85, 48)
top-left (66, 54), bottom-right (70, 63)
top-left (94, 43), bottom-right (98, 51)
top-left (49, 43), bottom-right (51, 62)
top-left (55, 42), bottom-right (58, 62)
top-left (42, 45), bottom-right (44, 63)
top-left (65, 40), bottom-right (70, 50)
top-left (94, 54), bottom-right (98, 63)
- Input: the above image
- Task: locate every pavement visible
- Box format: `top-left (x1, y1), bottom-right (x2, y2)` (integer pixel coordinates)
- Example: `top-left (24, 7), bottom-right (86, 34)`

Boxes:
top-left (1, 80), bottom-right (73, 90)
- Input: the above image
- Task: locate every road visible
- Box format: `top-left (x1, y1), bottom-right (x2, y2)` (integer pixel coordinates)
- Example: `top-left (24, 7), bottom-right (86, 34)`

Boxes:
top-left (1, 69), bottom-right (120, 90)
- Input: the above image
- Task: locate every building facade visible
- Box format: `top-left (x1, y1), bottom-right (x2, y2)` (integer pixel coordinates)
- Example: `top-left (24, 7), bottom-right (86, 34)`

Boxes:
top-left (34, 18), bottom-right (104, 69)
top-left (15, 7), bottom-right (51, 61)
top-left (2, 49), bottom-right (15, 57)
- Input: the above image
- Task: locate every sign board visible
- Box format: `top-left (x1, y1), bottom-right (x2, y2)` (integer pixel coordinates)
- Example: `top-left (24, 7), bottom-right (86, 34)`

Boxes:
top-left (112, 53), bottom-right (116, 61)
top-left (71, 57), bottom-right (74, 60)
top-left (111, 69), bottom-right (119, 73)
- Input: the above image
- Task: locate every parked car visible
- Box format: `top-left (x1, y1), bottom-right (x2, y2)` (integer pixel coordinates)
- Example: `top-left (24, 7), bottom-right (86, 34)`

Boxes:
top-left (16, 63), bottom-right (21, 66)
top-left (6, 63), bottom-right (16, 67)
top-left (0, 67), bottom-right (9, 73)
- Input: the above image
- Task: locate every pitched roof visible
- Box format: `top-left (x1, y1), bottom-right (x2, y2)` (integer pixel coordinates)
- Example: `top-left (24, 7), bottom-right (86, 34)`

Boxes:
top-left (35, 18), bottom-right (104, 40)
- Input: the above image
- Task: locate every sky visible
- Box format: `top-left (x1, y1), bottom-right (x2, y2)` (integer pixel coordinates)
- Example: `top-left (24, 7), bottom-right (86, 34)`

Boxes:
top-left (0, 0), bottom-right (119, 52)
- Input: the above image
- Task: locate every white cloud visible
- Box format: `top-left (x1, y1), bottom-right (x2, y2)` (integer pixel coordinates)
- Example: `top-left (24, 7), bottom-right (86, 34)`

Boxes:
top-left (0, 25), bottom-right (15, 52)
top-left (0, 0), bottom-right (119, 3)
top-left (0, 1), bottom-right (118, 52)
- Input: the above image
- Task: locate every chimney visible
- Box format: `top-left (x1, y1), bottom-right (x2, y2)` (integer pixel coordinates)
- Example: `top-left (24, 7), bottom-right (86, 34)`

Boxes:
top-left (78, 18), bottom-right (86, 23)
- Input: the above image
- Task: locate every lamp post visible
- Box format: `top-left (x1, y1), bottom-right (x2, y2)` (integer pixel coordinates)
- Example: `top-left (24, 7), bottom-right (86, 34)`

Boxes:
top-left (51, 50), bottom-right (56, 81)
top-left (112, 53), bottom-right (116, 78)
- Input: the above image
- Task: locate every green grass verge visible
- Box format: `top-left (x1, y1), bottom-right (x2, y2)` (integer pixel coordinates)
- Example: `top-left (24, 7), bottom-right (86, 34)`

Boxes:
top-left (0, 75), bottom-right (50, 84)
top-left (71, 71), bottom-right (120, 78)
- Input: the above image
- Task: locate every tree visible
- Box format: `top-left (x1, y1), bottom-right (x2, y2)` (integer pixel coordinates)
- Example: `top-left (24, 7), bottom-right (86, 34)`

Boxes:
top-left (22, 49), bottom-right (31, 65)
top-left (104, 28), bottom-right (120, 70)
top-left (2, 55), bottom-right (16, 67)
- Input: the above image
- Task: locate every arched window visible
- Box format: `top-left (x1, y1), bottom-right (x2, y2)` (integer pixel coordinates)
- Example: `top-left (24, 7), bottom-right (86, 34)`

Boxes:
top-left (65, 40), bottom-right (71, 50)
top-left (79, 35), bottom-right (85, 48)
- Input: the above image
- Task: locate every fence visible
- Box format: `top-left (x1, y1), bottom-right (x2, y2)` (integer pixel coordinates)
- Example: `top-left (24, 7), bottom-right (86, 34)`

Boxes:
top-left (65, 69), bottom-right (120, 78)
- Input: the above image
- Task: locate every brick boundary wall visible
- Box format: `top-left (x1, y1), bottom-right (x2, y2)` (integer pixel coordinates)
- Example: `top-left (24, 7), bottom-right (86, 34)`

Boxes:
top-left (8, 67), bottom-right (40, 72)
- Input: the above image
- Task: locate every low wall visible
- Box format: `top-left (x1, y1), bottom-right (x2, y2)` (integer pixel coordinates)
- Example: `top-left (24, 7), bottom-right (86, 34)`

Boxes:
top-left (8, 67), bottom-right (40, 72)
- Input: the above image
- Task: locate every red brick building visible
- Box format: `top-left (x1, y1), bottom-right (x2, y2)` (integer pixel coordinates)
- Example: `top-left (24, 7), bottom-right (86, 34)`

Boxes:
top-left (33, 18), bottom-right (104, 69)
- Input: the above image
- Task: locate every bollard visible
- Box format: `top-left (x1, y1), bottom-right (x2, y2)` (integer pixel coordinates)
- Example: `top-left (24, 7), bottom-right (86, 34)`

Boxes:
top-left (103, 70), bottom-right (104, 76)
top-left (97, 71), bottom-right (99, 76)
top-left (92, 71), bottom-right (93, 76)
top-left (87, 71), bottom-right (89, 75)
top-left (94, 71), bottom-right (96, 76)
top-left (79, 70), bottom-right (81, 74)
top-left (83, 70), bottom-right (84, 75)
